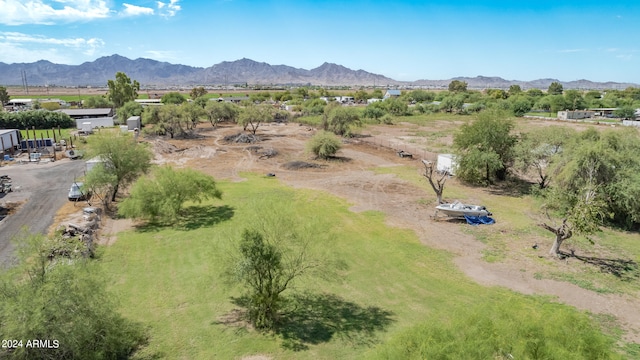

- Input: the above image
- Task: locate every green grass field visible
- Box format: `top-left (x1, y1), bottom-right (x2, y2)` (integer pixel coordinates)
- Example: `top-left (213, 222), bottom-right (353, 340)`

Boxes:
top-left (99, 173), bottom-right (628, 359)
top-left (20, 128), bottom-right (74, 142)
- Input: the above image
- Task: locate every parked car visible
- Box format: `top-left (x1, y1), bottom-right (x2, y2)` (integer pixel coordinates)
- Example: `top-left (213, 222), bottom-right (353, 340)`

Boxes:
top-left (68, 182), bottom-right (89, 201)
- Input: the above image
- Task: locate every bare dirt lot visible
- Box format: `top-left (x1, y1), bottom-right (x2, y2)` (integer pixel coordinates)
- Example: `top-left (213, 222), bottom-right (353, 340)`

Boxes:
top-left (114, 120), bottom-right (640, 343)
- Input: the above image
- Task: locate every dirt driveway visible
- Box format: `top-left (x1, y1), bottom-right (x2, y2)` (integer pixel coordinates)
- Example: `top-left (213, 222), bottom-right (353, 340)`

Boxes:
top-left (126, 121), bottom-right (640, 343)
top-left (0, 158), bottom-right (86, 266)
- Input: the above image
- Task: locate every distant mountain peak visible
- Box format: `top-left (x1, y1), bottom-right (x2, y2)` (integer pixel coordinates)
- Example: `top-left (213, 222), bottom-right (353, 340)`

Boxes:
top-left (0, 54), bottom-right (636, 89)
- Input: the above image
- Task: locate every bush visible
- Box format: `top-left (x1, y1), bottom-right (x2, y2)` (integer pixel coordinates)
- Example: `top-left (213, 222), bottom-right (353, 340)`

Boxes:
top-left (0, 232), bottom-right (146, 359)
top-left (307, 130), bottom-right (342, 159)
top-left (372, 297), bottom-right (621, 359)
top-left (118, 166), bottom-right (222, 224)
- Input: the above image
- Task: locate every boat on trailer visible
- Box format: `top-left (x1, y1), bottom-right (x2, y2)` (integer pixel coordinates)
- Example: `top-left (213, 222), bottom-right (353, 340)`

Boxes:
top-left (435, 202), bottom-right (491, 218)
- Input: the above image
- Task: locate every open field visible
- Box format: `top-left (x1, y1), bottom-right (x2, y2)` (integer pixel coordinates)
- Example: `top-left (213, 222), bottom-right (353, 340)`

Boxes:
top-left (82, 116), bottom-right (640, 358)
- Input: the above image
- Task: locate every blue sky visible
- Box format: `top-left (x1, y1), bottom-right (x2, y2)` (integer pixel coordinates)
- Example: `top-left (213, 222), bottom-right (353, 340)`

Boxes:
top-left (0, 0), bottom-right (638, 83)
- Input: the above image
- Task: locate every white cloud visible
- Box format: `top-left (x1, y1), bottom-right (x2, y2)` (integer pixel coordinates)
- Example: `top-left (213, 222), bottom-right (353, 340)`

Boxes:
top-left (0, 0), bottom-right (178, 25)
top-left (156, 0), bottom-right (181, 17)
top-left (0, 31), bottom-right (104, 63)
top-left (558, 48), bottom-right (585, 53)
top-left (0, 0), bottom-right (111, 25)
top-left (616, 54), bottom-right (633, 61)
top-left (145, 50), bottom-right (179, 62)
top-left (121, 3), bottom-right (154, 16)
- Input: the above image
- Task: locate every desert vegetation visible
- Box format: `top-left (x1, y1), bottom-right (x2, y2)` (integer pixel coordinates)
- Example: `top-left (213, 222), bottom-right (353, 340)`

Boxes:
top-left (2, 75), bottom-right (640, 359)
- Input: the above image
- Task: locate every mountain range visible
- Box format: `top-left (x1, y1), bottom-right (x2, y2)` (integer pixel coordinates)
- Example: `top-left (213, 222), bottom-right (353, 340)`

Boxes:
top-left (0, 54), bottom-right (637, 90)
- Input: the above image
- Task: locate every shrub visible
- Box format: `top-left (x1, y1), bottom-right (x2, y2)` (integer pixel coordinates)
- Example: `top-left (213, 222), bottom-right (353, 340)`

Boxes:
top-left (372, 297), bottom-right (621, 359)
top-left (307, 130), bottom-right (342, 159)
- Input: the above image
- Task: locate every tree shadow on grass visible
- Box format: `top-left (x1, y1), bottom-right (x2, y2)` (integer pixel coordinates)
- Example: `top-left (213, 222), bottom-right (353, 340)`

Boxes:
top-left (229, 292), bottom-right (395, 351)
top-left (177, 204), bottom-right (235, 230)
top-left (134, 205), bottom-right (234, 232)
top-left (486, 177), bottom-right (536, 198)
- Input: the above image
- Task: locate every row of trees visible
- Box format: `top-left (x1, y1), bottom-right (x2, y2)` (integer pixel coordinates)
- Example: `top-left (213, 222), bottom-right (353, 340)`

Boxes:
top-left (0, 110), bottom-right (74, 129)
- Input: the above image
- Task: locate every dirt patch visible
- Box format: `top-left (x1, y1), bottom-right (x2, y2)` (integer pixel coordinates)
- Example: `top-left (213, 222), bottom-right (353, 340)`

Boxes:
top-left (283, 161), bottom-right (322, 170)
top-left (241, 355), bottom-right (272, 360)
top-left (98, 217), bottom-right (134, 246)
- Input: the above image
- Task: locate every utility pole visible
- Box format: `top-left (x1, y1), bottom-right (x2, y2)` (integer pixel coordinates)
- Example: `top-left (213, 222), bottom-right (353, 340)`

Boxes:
top-left (22, 70), bottom-right (29, 95)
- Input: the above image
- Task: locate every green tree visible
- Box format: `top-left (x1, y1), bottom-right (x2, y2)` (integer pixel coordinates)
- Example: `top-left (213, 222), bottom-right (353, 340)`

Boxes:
top-left (448, 80), bottom-right (468, 93)
top-left (183, 102), bottom-right (204, 129)
top-left (564, 90), bottom-right (587, 110)
top-left (307, 130), bottom-right (342, 159)
top-left (371, 89), bottom-right (384, 99)
top-left (384, 97), bottom-right (409, 116)
top-left (0, 110), bottom-right (74, 129)
top-left (238, 104), bottom-right (273, 135)
top-left (85, 133), bottom-right (152, 202)
top-left (453, 109), bottom-right (517, 184)
top-left (227, 199), bottom-right (331, 330)
top-left (157, 104), bottom-right (186, 138)
top-left (613, 105), bottom-right (636, 119)
top-left (326, 106), bottom-right (361, 136)
top-left (514, 126), bottom-right (575, 188)
top-left (107, 72), bottom-right (140, 108)
top-left (486, 89), bottom-right (508, 99)
top-left (301, 98), bottom-right (326, 116)
top-left (119, 166), bottom-right (222, 224)
top-left (534, 96), bottom-right (552, 112)
top-left (547, 81), bottom-right (564, 95)
top-left (117, 100), bottom-right (143, 123)
top-left (141, 105), bottom-right (161, 126)
top-left (510, 96), bottom-right (533, 117)
top-left (408, 89), bottom-right (434, 103)
top-left (84, 95), bottom-right (113, 108)
top-left (362, 104), bottom-right (387, 121)
top-left (190, 86), bottom-right (207, 100)
top-left (354, 89), bottom-right (369, 102)
top-left (439, 94), bottom-right (465, 113)
top-left (526, 88), bottom-right (544, 98)
top-left (550, 128), bottom-right (640, 228)
top-left (0, 86), bottom-right (10, 106)
top-left (508, 84), bottom-right (522, 97)
top-left (585, 90), bottom-right (602, 100)
top-left (161, 91), bottom-right (186, 105)
top-left (539, 184), bottom-right (609, 257)
top-left (205, 101), bottom-right (240, 127)
top-left (549, 95), bottom-right (568, 113)
top-left (0, 231), bottom-right (146, 359)
top-left (193, 95), bottom-right (209, 109)
top-left (296, 87), bottom-right (309, 99)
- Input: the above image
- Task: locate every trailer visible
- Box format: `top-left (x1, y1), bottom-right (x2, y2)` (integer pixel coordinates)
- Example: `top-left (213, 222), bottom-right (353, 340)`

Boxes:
top-left (126, 116), bottom-right (141, 131)
top-left (80, 122), bottom-right (93, 134)
top-left (75, 117), bottom-right (115, 130)
top-left (0, 129), bottom-right (21, 153)
top-left (437, 154), bottom-right (457, 175)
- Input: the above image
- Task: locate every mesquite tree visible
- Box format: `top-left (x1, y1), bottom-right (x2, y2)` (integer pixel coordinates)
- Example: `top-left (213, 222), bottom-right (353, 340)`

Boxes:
top-left (422, 159), bottom-right (447, 204)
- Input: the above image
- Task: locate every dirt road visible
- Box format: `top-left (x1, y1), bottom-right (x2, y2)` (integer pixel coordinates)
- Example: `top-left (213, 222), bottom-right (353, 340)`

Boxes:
top-left (0, 158), bottom-right (86, 267)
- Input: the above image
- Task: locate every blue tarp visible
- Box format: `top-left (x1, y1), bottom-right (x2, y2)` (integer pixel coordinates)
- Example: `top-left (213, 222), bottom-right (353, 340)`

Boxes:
top-left (464, 215), bottom-right (495, 226)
